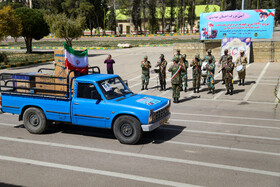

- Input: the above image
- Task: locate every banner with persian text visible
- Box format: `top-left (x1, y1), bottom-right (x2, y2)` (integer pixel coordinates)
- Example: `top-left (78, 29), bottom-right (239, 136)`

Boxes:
top-left (200, 9), bottom-right (275, 40)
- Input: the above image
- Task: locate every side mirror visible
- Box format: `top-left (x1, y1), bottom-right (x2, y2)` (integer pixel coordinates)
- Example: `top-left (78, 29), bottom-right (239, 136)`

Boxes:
top-left (124, 80), bottom-right (128, 86)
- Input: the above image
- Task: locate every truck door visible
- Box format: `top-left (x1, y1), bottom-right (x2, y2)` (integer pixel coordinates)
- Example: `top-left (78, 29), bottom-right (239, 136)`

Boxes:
top-left (72, 82), bottom-right (107, 128)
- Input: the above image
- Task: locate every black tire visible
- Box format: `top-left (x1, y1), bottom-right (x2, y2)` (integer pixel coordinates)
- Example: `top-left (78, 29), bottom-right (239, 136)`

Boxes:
top-left (113, 115), bottom-right (142, 144)
top-left (23, 107), bottom-right (49, 134)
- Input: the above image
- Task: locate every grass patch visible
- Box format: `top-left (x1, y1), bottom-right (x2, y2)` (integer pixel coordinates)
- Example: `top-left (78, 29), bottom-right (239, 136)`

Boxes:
top-left (1, 38), bottom-right (200, 48)
top-left (0, 52), bottom-right (53, 65)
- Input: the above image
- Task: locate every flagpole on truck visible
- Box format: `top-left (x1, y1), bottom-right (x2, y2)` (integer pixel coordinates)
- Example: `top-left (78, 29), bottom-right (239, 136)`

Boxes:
top-left (242, 0), bottom-right (244, 10)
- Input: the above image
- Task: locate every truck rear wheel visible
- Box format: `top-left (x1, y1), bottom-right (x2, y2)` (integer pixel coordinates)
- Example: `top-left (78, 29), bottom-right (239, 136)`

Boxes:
top-left (23, 107), bottom-right (49, 134)
top-left (113, 115), bottom-right (142, 144)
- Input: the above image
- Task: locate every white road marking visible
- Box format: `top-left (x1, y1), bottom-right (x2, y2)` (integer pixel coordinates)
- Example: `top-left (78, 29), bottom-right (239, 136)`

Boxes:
top-left (243, 62), bottom-right (270, 101)
top-left (0, 155), bottom-right (199, 187)
top-left (164, 127), bottom-right (280, 141)
top-left (169, 118), bottom-right (280, 130)
top-left (0, 122), bottom-right (17, 126)
top-left (172, 112), bottom-right (280, 122)
top-left (198, 98), bottom-right (276, 105)
top-left (167, 141), bottom-right (280, 156)
top-left (0, 136), bottom-right (279, 177)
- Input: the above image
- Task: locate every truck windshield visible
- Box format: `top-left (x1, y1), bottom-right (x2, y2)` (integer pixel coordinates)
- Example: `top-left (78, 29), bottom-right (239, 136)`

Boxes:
top-left (97, 77), bottom-right (132, 100)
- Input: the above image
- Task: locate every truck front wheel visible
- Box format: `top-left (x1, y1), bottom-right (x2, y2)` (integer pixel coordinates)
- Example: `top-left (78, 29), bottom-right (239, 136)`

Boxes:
top-left (23, 107), bottom-right (49, 134)
top-left (113, 115), bottom-right (142, 144)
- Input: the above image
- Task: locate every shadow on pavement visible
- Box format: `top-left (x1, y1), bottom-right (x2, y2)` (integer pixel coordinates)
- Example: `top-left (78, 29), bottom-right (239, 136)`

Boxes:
top-left (141, 124), bottom-right (186, 144)
top-left (233, 89), bottom-right (245, 94)
top-left (15, 122), bottom-right (185, 145)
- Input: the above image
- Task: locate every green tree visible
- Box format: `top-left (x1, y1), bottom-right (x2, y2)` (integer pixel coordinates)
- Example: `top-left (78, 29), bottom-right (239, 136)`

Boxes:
top-left (148, 0), bottom-right (158, 34)
top-left (35, 0), bottom-right (64, 14)
top-left (187, 0), bottom-right (196, 33)
top-left (159, 0), bottom-right (166, 34)
top-left (45, 13), bottom-right (85, 47)
top-left (132, 0), bottom-right (141, 34)
top-left (15, 7), bottom-right (49, 53)
top-left (0, 6), bottom-right (22, 42)
top-left (107, 5), bottom-right (117, 33)
top-left (167, 0), bottom-right (175, 33)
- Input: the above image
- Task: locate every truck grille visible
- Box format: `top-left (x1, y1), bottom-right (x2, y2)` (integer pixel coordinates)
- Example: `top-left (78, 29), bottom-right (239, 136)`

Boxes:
top-left (151, 103), bottom-right (170, 123)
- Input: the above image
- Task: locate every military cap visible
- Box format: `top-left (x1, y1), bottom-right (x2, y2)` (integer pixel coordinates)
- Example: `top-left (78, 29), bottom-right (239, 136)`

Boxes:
top-left (195, 54), bottom-right (200, 59)
top-left (240, 49), bottom-right (245, 53)
top-left (176, 49), bottom-right (180, 52)
top-left (160, 54), bottom-right (164, 58)
top-left (144, 55), bottom-right (148, 59)
top-left (207, 49), bottom-right (212, 53)
top-left (224, 49), bottom-right (228, 52)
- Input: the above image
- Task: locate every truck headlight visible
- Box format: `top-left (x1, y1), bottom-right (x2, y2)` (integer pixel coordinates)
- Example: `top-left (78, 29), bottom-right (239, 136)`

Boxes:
top-left (148, 109), bottom-right (153, 123)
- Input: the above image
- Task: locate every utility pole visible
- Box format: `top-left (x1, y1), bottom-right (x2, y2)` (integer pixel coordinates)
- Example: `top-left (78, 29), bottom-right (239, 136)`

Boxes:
top-left (242, 0), bottom-right (244, 10)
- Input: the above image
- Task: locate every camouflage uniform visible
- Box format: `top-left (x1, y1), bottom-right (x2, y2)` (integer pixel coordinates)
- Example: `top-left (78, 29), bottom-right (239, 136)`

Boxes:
top-left (219, 49), bottom-right (230, 84)
top-left (155, 55), bottom-right (167, 91)
top-left (168, 57), bottom-right (185, 103)
top-left (224, 56), bottom-right (234, 95)
top-left (180, 55), bottom-right (189, 92)
top-left (175, 50), bottom-right (183, 91)
top-left (236, 51), bottom-right (247, 86)
top-left (141, 57), bottom-right (151, 90)
top-left (202, 49), bottom-right (216, 84)
top-left (206, 59), bottom-right (215, 93)
top-left (190, 54), bottom-right (202, 93)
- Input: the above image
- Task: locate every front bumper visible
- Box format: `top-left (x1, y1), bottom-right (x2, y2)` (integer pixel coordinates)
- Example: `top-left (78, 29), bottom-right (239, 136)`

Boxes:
top-left (141, 113), bottom-right (170, 132)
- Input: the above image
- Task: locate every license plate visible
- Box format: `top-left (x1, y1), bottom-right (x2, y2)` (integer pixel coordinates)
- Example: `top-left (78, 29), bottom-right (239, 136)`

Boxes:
top-left (160, 118), bottom-right (167, 125)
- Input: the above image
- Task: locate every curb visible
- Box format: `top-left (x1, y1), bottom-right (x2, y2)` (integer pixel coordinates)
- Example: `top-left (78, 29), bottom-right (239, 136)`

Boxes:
top-left (32, 46), bottom-right (124, 50)
top-left (43, 33), bottom-right (199, 38)
top-left (138, 44), bottom-right (173, 47)
top-left (0, 47), bottom-right (24, 49)
top-left (0, 58), bottom-right (53, 70)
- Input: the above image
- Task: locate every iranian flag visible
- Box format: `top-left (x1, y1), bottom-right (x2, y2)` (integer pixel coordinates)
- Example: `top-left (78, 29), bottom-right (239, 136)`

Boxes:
top-left (64, 43), bottom-right (88, 74)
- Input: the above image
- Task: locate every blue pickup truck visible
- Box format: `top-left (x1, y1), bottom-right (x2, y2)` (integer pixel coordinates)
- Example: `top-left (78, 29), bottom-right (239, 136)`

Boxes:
top-left (0, 67), bottom-right (170, 144)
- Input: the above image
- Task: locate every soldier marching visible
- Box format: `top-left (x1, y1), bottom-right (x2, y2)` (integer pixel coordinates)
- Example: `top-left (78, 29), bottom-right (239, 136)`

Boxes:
top-left (219, 49), bottom-right (230, 85)
top-left (190, 54), bottom-right (202, 93)
top-left (235, 50), bottom-right (248, 86)
top-left (224, 56), bottom-right (235, 95)
top-left (141, 56), bottom-right (151, 90)
top-left (155, 54), bottom-right (167, 91)
top-left (206, 57), bottom-right (215, 94)
top-left (168, 57), bottom-right (186, 103)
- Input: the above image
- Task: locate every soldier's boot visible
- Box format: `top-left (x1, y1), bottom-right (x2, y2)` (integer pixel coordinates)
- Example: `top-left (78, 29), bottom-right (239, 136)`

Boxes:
top-left (163, 84), bottom-right (166, 91)
top-left (145, 85), bottom-right (148, 90)
top-left (193, 88), bottom-right (196, 93)
top-left (212, 88), bottom-right (215, 94)
top-left (225, 90), bottom-right (230, 95)
top-left (141, 85), bottom-right (144, 90)
top-left (242, 79), bottom-right (245, 86)
top-left (197, 88), bottom-right (200, 93)
top-left (176, 98), bottom-right (179, 103)
top-left (173, 98), bottom-right (176, 103)
top-left (238, 80), bottom-right (241, 86)
top-left (160, 85), bottom-right (163, 91)
top-left (184, 87), bottom-right (187, 92)
top-left (230, 90), bottom-right (233, 95)
top-left (222, 80), bottom-right (225, 85)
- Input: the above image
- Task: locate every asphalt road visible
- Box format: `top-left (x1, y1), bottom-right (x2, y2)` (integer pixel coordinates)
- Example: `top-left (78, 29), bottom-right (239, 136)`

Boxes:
top-left (0, 46), bottom-right (280, 187)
